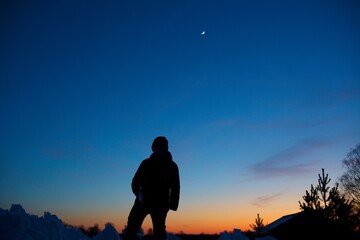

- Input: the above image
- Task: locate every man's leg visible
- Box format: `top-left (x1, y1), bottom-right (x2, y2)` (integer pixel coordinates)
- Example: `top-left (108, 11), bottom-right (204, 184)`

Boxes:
top-left (150, 208), bottom-right (169, 240)
top-left (125, 200), bottom-right (148, 240)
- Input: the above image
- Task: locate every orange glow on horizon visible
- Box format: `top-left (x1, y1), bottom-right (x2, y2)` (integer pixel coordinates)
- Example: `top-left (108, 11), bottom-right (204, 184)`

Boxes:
top-left (59, 209), bottom-right (300, 235)
top-left (55, 196), bottom-right (302, 235)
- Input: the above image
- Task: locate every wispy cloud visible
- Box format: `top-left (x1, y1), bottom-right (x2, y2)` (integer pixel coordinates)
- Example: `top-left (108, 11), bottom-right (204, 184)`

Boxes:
top-left (249, 138), bottom-right (333, 179)
top-left (251, 192), bottom-right (283, 208)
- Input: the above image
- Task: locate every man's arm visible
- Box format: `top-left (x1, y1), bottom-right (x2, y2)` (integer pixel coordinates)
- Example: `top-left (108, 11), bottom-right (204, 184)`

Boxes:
top-left (131, 161), bottom-right (144, 196)
top-left (169, 164), bottom-right (180, 211)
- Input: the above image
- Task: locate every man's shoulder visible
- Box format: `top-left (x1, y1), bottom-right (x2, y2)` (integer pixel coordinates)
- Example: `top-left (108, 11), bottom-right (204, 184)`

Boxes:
top-left (141, 157), bottom-right (152, 164)
top-left (169, 159), bottom-right (179, 170)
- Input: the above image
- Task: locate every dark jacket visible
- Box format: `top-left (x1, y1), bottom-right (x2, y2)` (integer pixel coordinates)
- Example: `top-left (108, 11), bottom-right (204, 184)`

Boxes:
top-left (131, 151), bottom-right (180, 211)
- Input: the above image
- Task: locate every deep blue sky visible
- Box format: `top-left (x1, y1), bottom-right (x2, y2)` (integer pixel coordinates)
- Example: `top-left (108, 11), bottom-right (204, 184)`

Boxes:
top-left (1, 0), bottom-right (359, 234)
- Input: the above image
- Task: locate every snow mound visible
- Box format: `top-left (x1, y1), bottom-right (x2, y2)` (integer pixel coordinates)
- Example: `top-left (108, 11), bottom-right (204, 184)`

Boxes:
top-left (0, 204), bottom-right (122, 240)
top-left (219, 229), bottom-right (249, 240)
top-left (95, 223), bottom-right (120, 240)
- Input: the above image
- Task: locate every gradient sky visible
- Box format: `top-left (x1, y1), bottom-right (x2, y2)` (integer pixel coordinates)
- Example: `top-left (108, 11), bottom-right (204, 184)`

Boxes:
top-left (1, 0), bottom-right (360, 235)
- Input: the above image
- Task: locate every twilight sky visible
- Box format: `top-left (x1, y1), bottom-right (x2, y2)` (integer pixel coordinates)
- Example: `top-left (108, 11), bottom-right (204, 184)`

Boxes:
top-left (1, 0), bottom-right (359, 234)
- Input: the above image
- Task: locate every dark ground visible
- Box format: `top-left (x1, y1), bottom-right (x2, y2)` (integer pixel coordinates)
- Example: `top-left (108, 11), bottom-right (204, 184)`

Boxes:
top-left (122, 233), bottom-right (257, 240)
top-left (118, 234), bottom-right (221, 240)
top-left (172, 234), bottom-right (220, 240)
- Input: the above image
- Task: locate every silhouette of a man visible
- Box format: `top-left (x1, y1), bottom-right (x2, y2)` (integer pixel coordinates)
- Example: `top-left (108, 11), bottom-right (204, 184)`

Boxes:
top-left (125, 136), bottom-right (180, 240)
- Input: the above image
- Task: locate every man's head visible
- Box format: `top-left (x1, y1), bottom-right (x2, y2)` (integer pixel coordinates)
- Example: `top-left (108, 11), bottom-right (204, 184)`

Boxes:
top-left (152, 136), bottom-right (169, 153)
